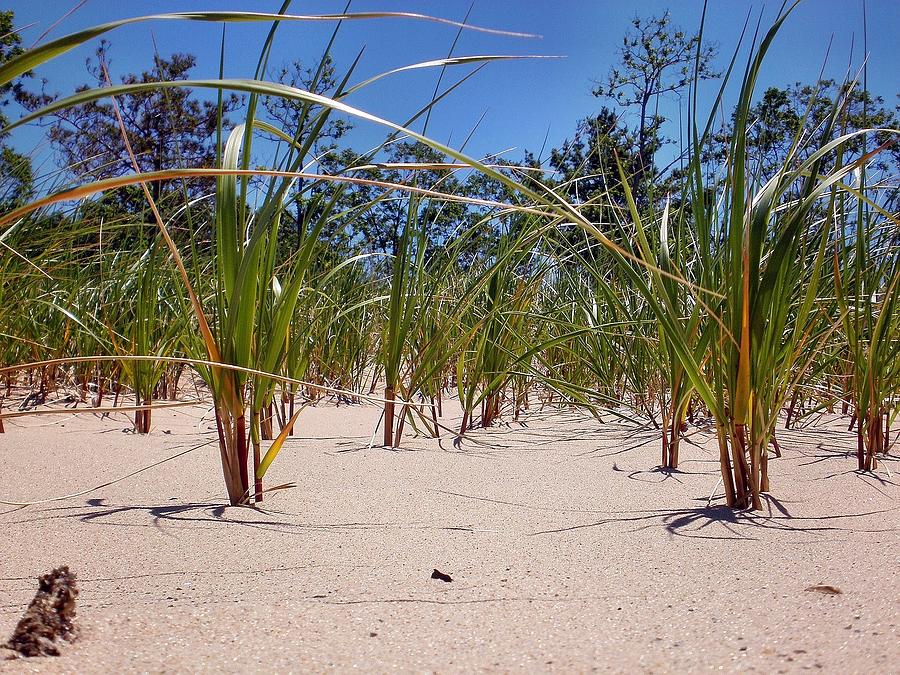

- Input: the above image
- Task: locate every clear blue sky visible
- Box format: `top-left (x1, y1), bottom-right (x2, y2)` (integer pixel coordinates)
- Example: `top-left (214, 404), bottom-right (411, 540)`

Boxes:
top-left (6, 0), bottom-right (899, 174)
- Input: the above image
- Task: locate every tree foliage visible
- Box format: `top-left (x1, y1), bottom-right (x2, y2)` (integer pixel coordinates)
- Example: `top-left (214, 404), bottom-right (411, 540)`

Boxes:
top-left (592, 11), bottom-right (719, 202)
top-left (30, 42), bottom-right (237, 210)
top-left (706, 79), bottom-right (900, 201)
top-left (0, 10), bottom-right (33, 210)
top-left (549, 108), bottom-right (636, 225)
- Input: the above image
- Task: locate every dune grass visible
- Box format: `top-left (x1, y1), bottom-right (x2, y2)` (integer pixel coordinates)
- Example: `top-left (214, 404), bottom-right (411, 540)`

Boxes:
top-left (0, 2), bottom-right (897, 509)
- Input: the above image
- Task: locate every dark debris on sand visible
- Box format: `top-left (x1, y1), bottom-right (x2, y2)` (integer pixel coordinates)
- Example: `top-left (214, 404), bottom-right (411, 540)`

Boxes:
top-left (4, 566), bottom-right (79, 658)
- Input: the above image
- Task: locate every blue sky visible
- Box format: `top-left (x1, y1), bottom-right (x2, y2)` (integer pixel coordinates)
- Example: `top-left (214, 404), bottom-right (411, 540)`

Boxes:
top-left (6, 0), bottom-right (899, 176)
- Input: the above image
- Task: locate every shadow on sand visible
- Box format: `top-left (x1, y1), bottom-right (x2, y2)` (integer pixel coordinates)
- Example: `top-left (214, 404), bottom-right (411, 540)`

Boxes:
top-left (530, 494), bottom-right (899, 541)
top-left (0, 498), bottom-right (487, 539)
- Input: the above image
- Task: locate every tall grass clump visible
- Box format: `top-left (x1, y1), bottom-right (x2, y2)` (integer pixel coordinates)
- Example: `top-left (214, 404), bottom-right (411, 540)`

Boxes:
top-left (0, 7), bottom-right (547, 504)
top-left (0, 3), bottom-right (895, 512)
top-left (614, 2), bottom-right (897, 508)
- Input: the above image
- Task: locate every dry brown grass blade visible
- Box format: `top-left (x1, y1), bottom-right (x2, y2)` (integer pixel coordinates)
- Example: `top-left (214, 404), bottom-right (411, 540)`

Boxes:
top-left (0, 440), bottom-right (212, 506)
top-left (0, 168), bottom-right (549, 232)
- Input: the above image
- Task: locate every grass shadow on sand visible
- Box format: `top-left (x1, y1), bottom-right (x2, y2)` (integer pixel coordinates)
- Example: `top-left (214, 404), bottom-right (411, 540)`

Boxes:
top-left (1, 499), bottom-right (484, 538)
top-left (529, 496), bottom-right (900, 541)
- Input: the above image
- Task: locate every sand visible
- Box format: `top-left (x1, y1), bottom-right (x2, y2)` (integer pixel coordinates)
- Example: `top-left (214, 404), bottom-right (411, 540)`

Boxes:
top-left (0, 399), bottom-right (898, 673)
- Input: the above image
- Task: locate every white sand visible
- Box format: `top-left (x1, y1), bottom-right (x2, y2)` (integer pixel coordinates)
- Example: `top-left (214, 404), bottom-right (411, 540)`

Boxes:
top-left (1, 400), bottom-right (897, 673)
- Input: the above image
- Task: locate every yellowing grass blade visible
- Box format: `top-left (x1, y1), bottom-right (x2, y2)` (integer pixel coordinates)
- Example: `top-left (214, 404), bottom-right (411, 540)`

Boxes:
top-left (256, 406), bottom-right (306, 479)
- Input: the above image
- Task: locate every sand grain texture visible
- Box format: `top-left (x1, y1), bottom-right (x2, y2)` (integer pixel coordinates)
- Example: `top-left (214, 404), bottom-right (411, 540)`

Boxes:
top-left (1, 403), bottom-right (898, 673)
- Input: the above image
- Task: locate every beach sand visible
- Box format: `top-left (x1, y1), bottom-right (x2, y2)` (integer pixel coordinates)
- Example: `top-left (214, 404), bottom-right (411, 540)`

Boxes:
top-left (1, 400), bottom-right (897, 673)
